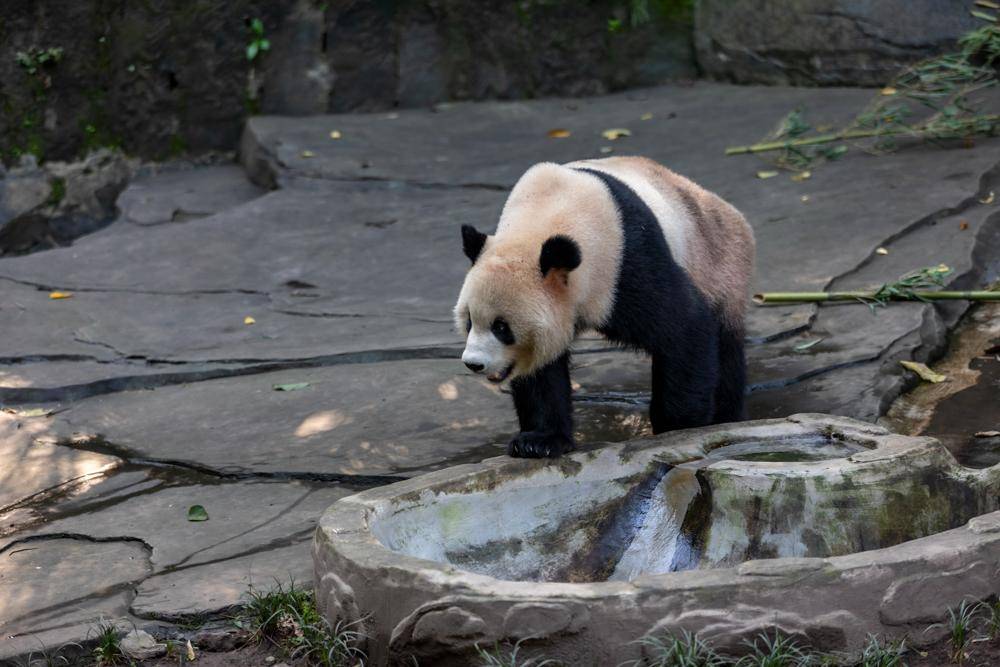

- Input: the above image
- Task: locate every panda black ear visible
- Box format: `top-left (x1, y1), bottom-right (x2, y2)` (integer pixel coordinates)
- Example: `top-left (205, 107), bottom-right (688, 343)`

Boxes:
top-left (461, 225), bottom-right (488, 264)
top-left (539, 235), bottom-right (581, 277)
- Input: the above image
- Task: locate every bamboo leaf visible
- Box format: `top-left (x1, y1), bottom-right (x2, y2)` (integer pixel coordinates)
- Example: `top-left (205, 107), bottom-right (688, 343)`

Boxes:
top-left (793, 338), bottom-right (825, 352)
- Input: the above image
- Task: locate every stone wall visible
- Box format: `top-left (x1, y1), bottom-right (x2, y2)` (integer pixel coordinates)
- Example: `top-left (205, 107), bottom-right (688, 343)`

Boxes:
top-left (0, 0), bottom-right (696, 163)
top-left (695, 0), bottom-right (982, 86)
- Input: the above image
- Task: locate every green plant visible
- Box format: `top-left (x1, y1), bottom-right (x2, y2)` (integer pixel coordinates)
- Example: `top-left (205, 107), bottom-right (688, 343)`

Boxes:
top-left (728, 14), bottom-right (1000, 167)
top-left (18, 638), bottom-right (80, 667)
top-left (89, 621), bottom-right (124, 666)
top-left (859, 634), bottom-right (906, 667)
top-left (47, 177), bottom-right (65, 207)
top-left (633, 630), bottom-right (725, 667)
top-left (239, 578), bottom-right (365, 667)
top-left (927, 599), bottom-right (982, 664)
top-left (983, 599), bottom-right (1000, 640)
top-left (7, 46), bottom-right (63, 161)
top-left (246, 18), bottom-right (271, 62)
top-left (475, 639), bottom-right (558, 667)
top-left (15, 47), bottom-right (63, 76)
top-left (735, 631), bottom-right (810, 667)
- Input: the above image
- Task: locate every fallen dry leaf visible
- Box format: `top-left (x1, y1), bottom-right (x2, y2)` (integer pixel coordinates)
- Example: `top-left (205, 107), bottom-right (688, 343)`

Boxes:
top-left (756, 170), bottom-right (779, 179)
top-left (244, 316), bottom-right (256, 325)
top-left (959, 220), bottom-right (970, 230)
top-left (980, 190), bottom-right (995, 204)
top-left (48, 291), bottom-right (73, 299)
top-left (791, 171), bottom-right (811, 182)
top-left (876, 247), bottom-right (889, 255)
top-left (900, 360), bottom-right (947, 383)
top-left (975, 431), bottom-right (1000, 438)
top-left (880, 86), bottom-right (898, 95)
top-left (329, 130), bottom-right (342, 139)
top-left (599, 146), bottom-right (614, 154)
top-left (301, 150), bottom-right (315, 158)
top-left (800, 195), bottom-right (810, 202)
top-left (547, 128), bottom-right (571, 138)
top-left (601, 128), bottom-right (631, 140)
top-left (186, 640), bottom-right (196, 661)
top-left (640, 112), bottom-right (654, 121)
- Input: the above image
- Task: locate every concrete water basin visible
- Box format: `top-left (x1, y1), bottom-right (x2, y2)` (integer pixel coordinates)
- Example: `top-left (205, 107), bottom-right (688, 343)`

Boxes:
top-left (313, 414), bottom-right (1000, 665)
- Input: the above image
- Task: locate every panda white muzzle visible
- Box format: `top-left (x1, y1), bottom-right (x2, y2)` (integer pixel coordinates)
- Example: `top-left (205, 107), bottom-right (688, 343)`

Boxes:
top-left (462, 330), bottom-right (514, 383)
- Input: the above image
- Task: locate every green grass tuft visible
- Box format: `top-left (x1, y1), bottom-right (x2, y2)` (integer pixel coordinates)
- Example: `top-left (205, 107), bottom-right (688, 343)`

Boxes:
top-left (927, 599), bottom-right (981, 664)
top-left (239, 578), bottom-right (365, 667)
top-left (89, 621), bottom-right (124, 666)
top-left (633, 630), bottom-right (725, 667)
top-left (859, 633), bottom-right (906, 667)
top-left (474, 638), bottom-right (559, 667)
top-left (735, 631), bottom-right (810, 667)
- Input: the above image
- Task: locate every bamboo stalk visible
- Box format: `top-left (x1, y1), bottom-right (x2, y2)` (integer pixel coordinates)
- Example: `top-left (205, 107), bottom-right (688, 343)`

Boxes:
top-left (725, 115), bottom-right (1000, 156)
top-left (753, 291), bottom-right (1000, 305)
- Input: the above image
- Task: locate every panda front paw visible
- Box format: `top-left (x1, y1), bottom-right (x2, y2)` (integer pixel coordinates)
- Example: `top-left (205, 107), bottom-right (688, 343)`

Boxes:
top-left (507, 431), bottom-right (575, 458)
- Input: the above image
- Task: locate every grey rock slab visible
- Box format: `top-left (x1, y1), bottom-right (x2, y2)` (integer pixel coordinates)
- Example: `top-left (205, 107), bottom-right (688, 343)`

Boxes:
top-left (0, 412), bottom-right (120, 514)
top-left (241, 83), bottom-right (872, 189)
top-left (131, 543), bottom-right (312, 621)
top-left (0, 537), bottom-right (150, 649)
top-left (117, 165), bottom-right (265, 226)
top-left (42, 359), bottom-right (645, 478)
top-left (5, 479), bottom-right (353, 572)
top-left (0, 279), bottom-right (459, 394)
top-left (0, 180), bottom-right (501, 318)
top-left (0, 280), bottom-right (117, 363)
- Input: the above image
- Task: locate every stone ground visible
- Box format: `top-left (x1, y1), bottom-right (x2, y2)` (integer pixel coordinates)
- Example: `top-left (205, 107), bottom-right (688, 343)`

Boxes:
top-left (1, 82), bottom-right (999, 661)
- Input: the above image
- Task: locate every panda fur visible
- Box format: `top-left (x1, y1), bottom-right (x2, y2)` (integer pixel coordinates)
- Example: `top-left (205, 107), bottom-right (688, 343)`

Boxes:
top-left (455, 156), bottom-right (755, 458)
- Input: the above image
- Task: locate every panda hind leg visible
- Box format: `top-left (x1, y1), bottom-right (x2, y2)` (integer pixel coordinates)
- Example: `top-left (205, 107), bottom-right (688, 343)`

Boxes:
top-left (649, 351), bottom-right (718, 434)
top-left (508, 352), bottom-right (575, 458)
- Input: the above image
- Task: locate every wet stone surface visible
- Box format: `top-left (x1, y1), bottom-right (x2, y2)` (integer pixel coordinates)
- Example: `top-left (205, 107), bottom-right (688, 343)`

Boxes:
top-left (2, 81), bottom-right (1000, 659)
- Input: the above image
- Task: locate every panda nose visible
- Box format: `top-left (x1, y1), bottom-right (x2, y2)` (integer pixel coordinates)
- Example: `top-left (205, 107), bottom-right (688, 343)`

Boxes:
top-left (465, 361), bottom-right (485, 373)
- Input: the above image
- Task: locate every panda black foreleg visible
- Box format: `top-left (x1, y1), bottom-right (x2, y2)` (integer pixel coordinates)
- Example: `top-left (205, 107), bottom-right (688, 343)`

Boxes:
top-left (508, 351), bottom-right (575, 458)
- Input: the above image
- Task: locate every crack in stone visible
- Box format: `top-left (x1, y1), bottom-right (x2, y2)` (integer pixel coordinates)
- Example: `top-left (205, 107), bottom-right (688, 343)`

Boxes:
top-left (747, 159), bottom-right (1000, 404)
top-left (276, 169), bottom-right (511, 193)
top-left (162, 527), bottom-right (315, 576)
top-left (168, 491), bottom-right (316, 570)
top-left (0, 531), bottom-right (154, 557)
top-left (0, 275), bottom-right (269, 297)
top-left (0, 346), bottom-right (464, 404)
top-left (0, 467), bottom-right (118, 516)
top-left (55, 434), bottom-right (405, 488)
top-left (826, 160), bottom-right (1000, 293)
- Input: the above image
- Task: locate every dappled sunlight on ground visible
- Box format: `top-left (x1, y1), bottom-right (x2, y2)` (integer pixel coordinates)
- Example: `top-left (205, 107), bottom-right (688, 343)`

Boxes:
top-left (0, 412), bottom-right (119, 516)
top-left (0, 371), bottom-right (32, 388)
top-left (294, 409), bottom-right (353, 438)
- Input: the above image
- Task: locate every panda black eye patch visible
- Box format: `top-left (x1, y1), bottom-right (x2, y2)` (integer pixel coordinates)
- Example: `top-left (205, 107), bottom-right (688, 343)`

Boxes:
top-left (466, 316), bottom-right (472, 333)
top-left (491, 318), bottom-right (515, 345)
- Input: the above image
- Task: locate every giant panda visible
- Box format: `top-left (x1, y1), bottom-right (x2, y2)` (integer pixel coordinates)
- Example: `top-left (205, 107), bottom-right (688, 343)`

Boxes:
top-left (454, 156), bottom-right (755, 458)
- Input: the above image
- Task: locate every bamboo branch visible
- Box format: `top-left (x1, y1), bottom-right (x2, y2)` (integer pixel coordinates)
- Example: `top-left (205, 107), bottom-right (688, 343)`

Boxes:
top-left (725, 115), bottom-right (1000, 156)
top-left (754, 291), bottom-right (1000, 305)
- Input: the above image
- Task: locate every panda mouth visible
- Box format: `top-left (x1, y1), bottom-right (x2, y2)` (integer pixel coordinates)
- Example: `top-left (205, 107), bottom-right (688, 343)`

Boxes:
top-left (487, 362), bottom-right (514, 384)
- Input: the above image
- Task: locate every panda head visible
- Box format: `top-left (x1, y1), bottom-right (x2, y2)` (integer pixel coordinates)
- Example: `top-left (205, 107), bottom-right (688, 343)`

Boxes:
top-left (454, 224), bottom-right (582, 382)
